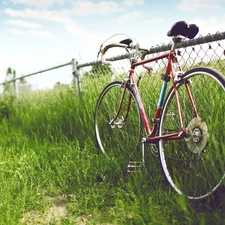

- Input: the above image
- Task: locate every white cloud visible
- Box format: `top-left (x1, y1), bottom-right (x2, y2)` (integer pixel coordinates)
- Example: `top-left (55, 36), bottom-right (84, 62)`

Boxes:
top-left (2, 1), bottom-right (9, 5)
top-left (144, 18), bottom-right (163, 25)
top-left (64, 22), bottom-right (98, 40)
top-left (5, 0), bottom-right (139, 12)
top-left (3, 7), bottom-right (98, 40)
top-left (3, 8), bottom-right (74, 24)
top-left (123, 0), bottom-right (144, 7)
top-left (190, 17), bottom-right (225, 35)
top-left (61, 1), bottom-right (123, 17)
top-left (117, 11), bottom-right (143, 23)
top-left (7, 0), bottom-right (66, 8)
top-left (4, 19), bottom-right (42, 28)
top-left (27, 29), bottom-right (59, 39)
top-left (7, 27), bottom-right (58, 39)
top-left (7, 28), bottom-right (24, 35)
top-left (2, 0), bottom-right (144, 41)
top-left (177, 0), bottom-right (225, 11)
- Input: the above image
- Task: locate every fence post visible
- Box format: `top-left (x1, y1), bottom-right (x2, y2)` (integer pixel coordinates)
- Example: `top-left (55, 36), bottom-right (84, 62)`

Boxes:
top-left (71, 58), bottom-right (80, 95)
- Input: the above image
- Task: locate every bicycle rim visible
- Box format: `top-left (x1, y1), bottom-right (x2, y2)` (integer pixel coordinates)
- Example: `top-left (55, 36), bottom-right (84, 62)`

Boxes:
top-left (94, 81), bottom-right (142, 168)
top-left (159, 67), bottom-right (225, 199)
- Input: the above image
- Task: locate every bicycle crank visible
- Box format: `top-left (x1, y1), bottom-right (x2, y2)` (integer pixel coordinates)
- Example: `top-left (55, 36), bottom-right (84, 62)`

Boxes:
top-left (185, 117), bottom-right (209, 154)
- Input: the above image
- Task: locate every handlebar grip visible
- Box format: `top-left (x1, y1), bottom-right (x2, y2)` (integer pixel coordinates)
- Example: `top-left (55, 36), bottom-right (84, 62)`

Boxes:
top-left (143, 64), bottom-right (153, 71)
top-left (101, 54), bottom-right (111, 65)
top-left (140, 49), bottom-right (152, 72)
top-left (100, 43), bottom-right (129, 65)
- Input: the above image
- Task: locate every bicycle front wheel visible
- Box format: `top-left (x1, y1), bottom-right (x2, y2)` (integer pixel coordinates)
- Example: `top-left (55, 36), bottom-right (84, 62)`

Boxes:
top-left (94, 81), bottom-right (142, 167)
top-left (159, 67), bottom-right (225, 199)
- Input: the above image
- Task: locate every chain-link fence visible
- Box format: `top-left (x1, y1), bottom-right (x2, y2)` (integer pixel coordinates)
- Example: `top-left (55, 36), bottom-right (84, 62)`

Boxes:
top-left (1, 32), bottom-right (225, 98)
top-left (78, 32), bottom-right (225, 79)
top-left (0, 59), bottom-right (78, 98)
top-left (77, 32), bottom-right (225, 127)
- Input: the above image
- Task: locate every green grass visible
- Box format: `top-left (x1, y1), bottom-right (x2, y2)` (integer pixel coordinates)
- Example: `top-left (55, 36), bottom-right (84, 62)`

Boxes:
top-left (0, 72), bottom-right (225, 224)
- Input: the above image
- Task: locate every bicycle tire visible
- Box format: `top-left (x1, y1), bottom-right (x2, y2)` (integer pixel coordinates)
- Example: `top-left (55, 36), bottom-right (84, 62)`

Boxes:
top-left (159, 67), bottom-right (225, 199)
top-left (94, 81), bottom-right (143, 168)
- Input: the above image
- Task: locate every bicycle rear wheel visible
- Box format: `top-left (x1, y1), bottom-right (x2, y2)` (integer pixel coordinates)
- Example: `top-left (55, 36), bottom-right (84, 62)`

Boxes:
top-left (94, 81), bottom-right (142, 169)
top-left (159, 67), bottom-right (225, 199)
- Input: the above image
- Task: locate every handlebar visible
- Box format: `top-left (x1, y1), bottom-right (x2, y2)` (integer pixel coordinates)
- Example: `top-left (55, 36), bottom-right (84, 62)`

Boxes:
top-left (100, 43), bottom-right (128, 65)
top-left (99, 42), bottom-right (153, 72)
top-left (98, 21), bottom-right (199, 73)
top-left (140, 50), bottom-right (152, 72)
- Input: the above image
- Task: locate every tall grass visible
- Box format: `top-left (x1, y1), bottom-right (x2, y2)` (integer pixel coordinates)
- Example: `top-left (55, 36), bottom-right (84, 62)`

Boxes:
top-left (0, 72), bottom-right (224, 224)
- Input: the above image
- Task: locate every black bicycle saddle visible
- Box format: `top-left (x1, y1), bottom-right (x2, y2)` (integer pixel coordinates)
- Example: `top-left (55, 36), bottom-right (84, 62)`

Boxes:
top-left (167, 21), bottom-right (199, 39)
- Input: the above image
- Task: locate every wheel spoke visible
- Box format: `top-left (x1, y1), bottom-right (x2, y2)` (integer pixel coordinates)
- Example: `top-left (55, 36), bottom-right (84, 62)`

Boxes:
top-left (94, 81), bottom-right (143, 168)
top-left (159, 67), bottom-right (225, 199)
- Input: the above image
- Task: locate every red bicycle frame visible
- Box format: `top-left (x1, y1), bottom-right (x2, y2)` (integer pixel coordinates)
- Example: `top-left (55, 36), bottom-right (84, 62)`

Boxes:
top-left (116, 49), bottom-right (200, 143)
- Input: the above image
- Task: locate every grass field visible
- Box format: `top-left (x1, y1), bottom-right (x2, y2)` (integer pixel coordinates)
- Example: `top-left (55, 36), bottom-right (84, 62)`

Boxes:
top-left (0, 73), bottom-right (225, 225)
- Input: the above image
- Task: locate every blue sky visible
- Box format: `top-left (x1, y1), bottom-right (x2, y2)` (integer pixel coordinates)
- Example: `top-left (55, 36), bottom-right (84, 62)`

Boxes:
top-left (1, 0), bottom-right (225, 89)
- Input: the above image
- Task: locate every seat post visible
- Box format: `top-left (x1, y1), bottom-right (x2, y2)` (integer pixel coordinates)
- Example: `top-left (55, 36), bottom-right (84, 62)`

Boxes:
top-left (171, 36), bottom-right (183, 50)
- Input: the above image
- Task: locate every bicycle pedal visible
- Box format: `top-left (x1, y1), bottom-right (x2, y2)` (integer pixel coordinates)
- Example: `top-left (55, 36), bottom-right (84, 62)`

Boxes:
top-left (127, 161), bottom-right (143, 173)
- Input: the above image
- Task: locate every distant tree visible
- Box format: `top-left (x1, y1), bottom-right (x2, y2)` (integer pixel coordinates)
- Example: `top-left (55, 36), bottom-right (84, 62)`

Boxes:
top-left (4, 68), bottom-right (28, 96)
top-left (91, 64), bottom-right (113, 75)
top-left (6, 67), bottom-right (16, 80)
top-left (19, 76), bottom-right (27, 84)
top-left (54, 82), bottom-right (69, 90)
top-left (54, 81), bottom-right (61, 87)
top-left (84, 63), bottom-right (113, 78)
top-left (0, 67), bottom-right (17, 121)
top-left (3, 67), bottom-right (16, 93)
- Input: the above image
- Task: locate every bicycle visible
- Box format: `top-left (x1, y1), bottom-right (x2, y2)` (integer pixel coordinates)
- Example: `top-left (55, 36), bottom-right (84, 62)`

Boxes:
top-left (94, 21), bottom-right (225, 199)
